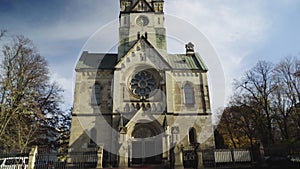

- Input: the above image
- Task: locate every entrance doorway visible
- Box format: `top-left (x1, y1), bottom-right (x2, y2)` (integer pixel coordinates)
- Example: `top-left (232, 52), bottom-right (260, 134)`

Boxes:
top-left (132, 140), bottom-right (162, 165)
top-left (131, 122), bottom-right (163, 165)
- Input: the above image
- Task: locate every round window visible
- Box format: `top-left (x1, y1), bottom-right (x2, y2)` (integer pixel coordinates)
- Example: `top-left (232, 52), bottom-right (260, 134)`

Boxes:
top-left (130, 71), bottom-right (156, 98)
top-left (136, 15), bottom-right (149, 27)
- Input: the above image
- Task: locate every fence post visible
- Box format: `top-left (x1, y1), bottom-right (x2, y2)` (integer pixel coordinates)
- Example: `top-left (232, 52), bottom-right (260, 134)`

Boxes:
top-left (28, 146), bottom-right (38, 169)
top-left (231, 149), bottom-right (235, 166)
top-left (96, 145), bottom-right (104, 168)
top-left (175, 146), bottom-right (184, 169)
top-left (197, 151), bottom-right (204, 169)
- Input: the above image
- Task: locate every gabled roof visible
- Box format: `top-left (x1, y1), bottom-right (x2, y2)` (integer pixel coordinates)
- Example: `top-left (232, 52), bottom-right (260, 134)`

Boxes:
top-left (166, 53), bottom-right (208, 71)
top-left (130, 0), bottom-right (154, 12)
top-left (75, 52), bottom-right (118, 71)
top-left (115, 36), bottom-right (172, 70)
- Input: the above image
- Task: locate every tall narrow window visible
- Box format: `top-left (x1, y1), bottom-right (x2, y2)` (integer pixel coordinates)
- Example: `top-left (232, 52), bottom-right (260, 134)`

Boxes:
top-left (189, 127), bottom-right (196, 144)
top-left (91, 83), bottom-right (101, 105)
top-left (184, 83), bottom-right (195, 105)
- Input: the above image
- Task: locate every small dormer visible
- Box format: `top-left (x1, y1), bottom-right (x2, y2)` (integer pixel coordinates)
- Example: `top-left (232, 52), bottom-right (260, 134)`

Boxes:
top-left (120, 0), bottom-right (132, 12)
top-left (185, 42), bottom-right (195, 56)
top-left (152, 0), bottom-right (164, 13)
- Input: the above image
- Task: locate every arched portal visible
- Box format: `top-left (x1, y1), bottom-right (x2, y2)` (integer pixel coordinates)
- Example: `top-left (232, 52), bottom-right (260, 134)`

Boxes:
top-left (131, 122), bottom-right (163, 165)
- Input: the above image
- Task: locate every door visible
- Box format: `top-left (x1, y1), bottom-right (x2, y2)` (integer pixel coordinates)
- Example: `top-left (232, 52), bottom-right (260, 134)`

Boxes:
top-left (132, 141), bottom-right (143, 165)
top-left (144, 141), bottom-right (156, 164)
top-left (131, 140), bottom-right (161, 165)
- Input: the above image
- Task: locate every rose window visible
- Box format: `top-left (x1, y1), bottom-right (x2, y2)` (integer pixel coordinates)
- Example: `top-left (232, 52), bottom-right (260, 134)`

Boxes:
top-left (130, 71), bottom-right (156, 98)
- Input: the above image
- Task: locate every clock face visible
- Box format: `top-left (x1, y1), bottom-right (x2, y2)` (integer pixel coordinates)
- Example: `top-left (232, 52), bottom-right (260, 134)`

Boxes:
top-left (136, 15), bottom-right (149, 27)
top-left (129, 71), bottom-right (156, 98)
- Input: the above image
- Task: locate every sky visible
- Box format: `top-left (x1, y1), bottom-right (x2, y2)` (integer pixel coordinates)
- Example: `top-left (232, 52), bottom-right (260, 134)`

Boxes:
top-left (0, 0), bottom-right (300, 115)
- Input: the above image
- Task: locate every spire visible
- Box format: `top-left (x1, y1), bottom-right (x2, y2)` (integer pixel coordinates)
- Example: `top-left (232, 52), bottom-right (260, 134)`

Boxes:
top-left (162, 114), bottom-right (168, 131)
top-left (118, 115), bottom-right (124, 131)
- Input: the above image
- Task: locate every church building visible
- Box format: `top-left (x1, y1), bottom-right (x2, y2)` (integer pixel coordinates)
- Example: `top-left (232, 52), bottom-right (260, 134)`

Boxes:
top-left (69, 0), bottom-right (215, 167)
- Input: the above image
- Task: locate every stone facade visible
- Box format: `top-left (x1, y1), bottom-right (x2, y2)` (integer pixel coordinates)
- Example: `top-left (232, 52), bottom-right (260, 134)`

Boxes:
top-left (69, 0), bottom-right (215, 167)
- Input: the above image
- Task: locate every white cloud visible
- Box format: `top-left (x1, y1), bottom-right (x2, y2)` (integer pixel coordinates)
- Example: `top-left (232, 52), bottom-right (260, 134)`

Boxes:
top-left (165, 0), bottom-right (271, 106)
top-left (14, 0), bottom-right (297, 115)
top-left (56, 0), bottom-right (271, 114)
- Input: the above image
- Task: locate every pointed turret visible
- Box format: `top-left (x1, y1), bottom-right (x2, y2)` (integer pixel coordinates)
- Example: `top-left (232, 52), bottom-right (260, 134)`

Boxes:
top-left (118, 115), bottom-right (124, 131)
top-left (152, 0), bottom-right (164, 13)
top-left (120, 0), bottom-right (132, 12)
top-left (162, 114), bottom-right (168, 131)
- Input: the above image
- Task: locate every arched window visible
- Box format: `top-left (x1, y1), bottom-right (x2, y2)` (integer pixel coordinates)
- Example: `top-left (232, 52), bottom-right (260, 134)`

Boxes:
top-left (189, 127), bottom-right (196, 144)
top-left (184, 83), bottom-right (195, 105)
top-left (91, 83), bottom-right (101, 105)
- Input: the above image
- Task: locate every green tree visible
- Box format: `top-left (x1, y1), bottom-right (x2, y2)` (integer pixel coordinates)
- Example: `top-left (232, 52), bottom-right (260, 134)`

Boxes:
top-left (217, 106), bottom-right (258, 149)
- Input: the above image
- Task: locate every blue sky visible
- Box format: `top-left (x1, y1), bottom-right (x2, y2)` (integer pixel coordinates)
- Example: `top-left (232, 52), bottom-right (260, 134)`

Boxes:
top-left (1, 0), bottom-right (300, 113)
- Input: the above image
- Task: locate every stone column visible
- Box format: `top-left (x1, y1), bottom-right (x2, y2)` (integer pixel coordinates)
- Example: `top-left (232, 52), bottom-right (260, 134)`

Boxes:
top-left (28, 146), bottom-right (38, 169)
top-left (118, 145), bottom-right (128, 167)
top-left (96, 145), bottom-right (104, 168)
top-left (162, 134), bottom-right (170, 166)
top-left (174, 146), bottom-right (184, 169)
top-left (197, 151), bottom-right (204, 169)
top-left (118, 130), bottom-right (128, 167)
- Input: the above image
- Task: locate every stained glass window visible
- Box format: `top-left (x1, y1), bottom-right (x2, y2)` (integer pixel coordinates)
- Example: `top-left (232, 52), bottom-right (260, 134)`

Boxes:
top-left (130, 71), bottom-right (156, 98)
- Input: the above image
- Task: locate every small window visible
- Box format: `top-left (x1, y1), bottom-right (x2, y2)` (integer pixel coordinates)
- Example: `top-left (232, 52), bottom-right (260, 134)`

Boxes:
top-left (158, 17), bottom-right (161, 24)
top-left (184, 83), bottom-right (195, 105)
top-left (189, 127), bottom-right (196, 144)
top-left (91, 83), bottom-right (101, 105)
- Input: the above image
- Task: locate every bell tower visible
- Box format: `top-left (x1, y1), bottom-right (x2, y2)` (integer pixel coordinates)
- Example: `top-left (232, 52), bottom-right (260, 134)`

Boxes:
top-left (118, 0), bottom-right (167, 59)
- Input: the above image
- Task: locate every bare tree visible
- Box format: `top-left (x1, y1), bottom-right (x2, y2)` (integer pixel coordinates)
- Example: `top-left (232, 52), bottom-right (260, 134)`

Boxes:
top-left (220, 58), bottom-right (300, 151)
top-left (0, 35), bottom-right (63, 153)
top-left (233, 61), bottom-right (278, 146)
top-left (272, 57), bottom-right (300, 141)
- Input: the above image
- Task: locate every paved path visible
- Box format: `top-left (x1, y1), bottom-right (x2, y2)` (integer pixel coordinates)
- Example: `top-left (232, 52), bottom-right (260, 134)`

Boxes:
top-left (102, 165), bottom-right (165, 169)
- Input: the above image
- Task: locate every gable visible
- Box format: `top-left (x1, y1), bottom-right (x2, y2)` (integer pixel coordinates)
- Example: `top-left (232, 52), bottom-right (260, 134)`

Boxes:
top-left (131, 0), bottom-right (154, 12)
top-left (76, 51), bottom-right (118, 71)
top-left (115, 37), bottom-right (171, 71)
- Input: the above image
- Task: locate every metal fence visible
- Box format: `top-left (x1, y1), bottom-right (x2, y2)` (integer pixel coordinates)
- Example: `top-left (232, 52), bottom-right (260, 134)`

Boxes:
top-left (5, 149), bottom-right (299, 169)
top-left (202, 149), bottom-right (253, 169)
top-left (34, 150), bottom-right (253, 169)
top-left (0, 153), bottom-right (29, 169)
top-left (34, 152), bottom-right (97, 169)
